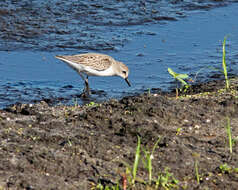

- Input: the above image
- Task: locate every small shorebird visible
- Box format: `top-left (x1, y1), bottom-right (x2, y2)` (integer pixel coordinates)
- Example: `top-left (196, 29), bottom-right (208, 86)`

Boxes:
top-left (55, 53), bottom-right (131, 97)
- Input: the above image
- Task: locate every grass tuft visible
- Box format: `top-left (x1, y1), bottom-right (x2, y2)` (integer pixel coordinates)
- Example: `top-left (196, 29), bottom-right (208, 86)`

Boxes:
top-left (168, 68), bottom-right (189, 98)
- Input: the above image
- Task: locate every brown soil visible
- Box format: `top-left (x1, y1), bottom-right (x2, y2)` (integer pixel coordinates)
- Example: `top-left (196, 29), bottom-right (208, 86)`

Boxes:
top-left (0, 78), bottom-right (238, 190)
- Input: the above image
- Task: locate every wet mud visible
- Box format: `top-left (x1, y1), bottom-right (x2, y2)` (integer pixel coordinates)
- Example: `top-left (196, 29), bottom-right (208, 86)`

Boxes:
top-left (0, 78), bottom-right (238, 189)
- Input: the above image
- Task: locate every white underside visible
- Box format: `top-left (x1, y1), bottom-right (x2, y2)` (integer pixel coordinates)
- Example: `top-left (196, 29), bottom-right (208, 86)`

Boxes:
top-left (59, 58), bottom-right (116, 77)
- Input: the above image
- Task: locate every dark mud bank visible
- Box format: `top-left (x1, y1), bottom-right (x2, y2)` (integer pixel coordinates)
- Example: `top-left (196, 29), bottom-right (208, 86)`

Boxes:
top-left (0, 78), bottom-right (238, 189)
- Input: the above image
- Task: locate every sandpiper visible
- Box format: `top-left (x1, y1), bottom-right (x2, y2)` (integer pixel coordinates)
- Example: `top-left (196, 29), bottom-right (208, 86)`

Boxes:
top-left (55, 53), bottom-right (131, 97)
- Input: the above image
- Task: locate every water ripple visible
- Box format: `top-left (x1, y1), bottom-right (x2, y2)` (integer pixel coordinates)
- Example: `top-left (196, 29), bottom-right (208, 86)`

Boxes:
top-left (0, 0), bottom-right (235, 51)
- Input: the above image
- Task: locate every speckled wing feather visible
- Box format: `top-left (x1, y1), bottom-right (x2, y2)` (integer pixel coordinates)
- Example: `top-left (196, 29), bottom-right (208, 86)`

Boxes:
top-left (58, 53), bottom-right (113, 71)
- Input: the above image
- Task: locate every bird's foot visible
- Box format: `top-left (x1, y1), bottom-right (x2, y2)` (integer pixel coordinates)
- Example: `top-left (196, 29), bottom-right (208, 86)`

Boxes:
top-left (79, 91), bottom-right (90, 99)
top-left (80, 81), bottom-right (91, 98)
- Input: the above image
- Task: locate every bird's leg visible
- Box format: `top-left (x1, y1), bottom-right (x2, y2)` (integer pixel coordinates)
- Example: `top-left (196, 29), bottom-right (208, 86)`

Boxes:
top-left (79, 73), bottom-right (91, 97)
top-left (84, 76), bottom-right (91, 95)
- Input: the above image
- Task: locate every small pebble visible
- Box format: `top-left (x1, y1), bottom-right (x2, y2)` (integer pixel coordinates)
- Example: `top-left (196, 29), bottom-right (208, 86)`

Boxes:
top-left (194, 125), bottom-right (200, 129)
top-left (206, 119), bottom-right (211, 123)
top-left (184, 119), bottom-right (189, 123)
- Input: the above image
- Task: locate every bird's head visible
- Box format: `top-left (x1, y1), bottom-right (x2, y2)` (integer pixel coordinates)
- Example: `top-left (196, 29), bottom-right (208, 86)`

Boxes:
top-left (116, 61), bottom-right (131, 87)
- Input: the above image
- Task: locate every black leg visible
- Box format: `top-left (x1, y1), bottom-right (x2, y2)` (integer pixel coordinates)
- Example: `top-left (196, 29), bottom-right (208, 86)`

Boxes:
top-left (79, 73), bottom-right (90, 98)
top-left (84, 76), bottom-right (91, 95)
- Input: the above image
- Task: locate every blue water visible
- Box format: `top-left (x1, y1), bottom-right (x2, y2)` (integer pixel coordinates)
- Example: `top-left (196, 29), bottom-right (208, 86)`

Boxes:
top-left (0, 2), bottom-right (238, 108)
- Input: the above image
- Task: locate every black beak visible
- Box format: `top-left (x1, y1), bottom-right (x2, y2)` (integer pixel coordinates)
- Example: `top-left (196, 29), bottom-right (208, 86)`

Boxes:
top-left (125, 78), bottom-right (131, 87)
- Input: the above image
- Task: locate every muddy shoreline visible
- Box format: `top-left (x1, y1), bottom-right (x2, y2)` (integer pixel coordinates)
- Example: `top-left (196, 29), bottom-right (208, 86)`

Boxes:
top-left (0, 78), bottom-right (238, 189)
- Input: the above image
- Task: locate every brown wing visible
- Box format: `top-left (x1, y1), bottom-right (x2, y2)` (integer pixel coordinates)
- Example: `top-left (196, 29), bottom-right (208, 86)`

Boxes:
top-left (57, 53), bottom-right (113, 71)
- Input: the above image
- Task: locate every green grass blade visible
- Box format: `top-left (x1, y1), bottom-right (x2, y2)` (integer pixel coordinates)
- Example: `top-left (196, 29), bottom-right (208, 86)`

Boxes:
top-left (168, 68), bottom-right (188, 79)
top-left (168, 68), bottom-right (188, 86)
top-left (142, 148), bottom-right (152, 185)
top-left (168, 68), bottom-right (176, 78)
top-left (222, 36), bottom-right (230, 90)
top-left (226, 117), bottom-right (232, 154)
top-left (176, 73), bottom-right (189, 79)
top-left (195, 160), bottom-right (200, 184)
top-left (142, 138), bottom-right (160, 185)
top-left (132, 136), bottom-right (141, 184)
top-left (151, 138), bottom-right (160, 156)
top-left (177, 77), bottom-right (188, 86)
